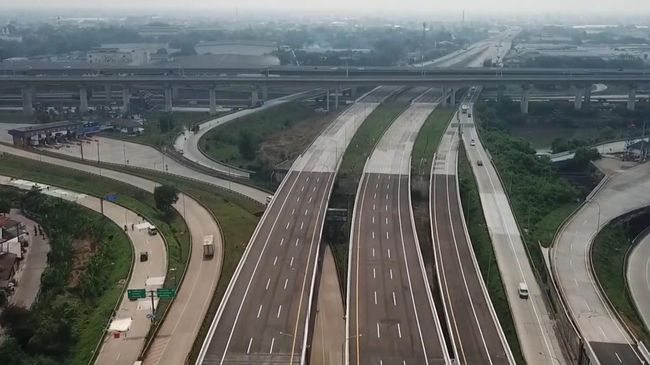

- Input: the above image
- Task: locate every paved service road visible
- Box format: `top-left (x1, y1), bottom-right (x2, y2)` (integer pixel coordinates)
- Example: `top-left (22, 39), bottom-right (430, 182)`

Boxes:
top-left (0, 176), bottom-right (167, 365)
top-left (553, 162), bottom-right (650, 365)
top-left (348, 96), bottom-right (449, 365)
top-left (197, 88), bottom-right (390, 365)
top-left (431, 117), bottom-right (514, 364)
top-left (628, 229), bottom-right (650, 342)
top-left (44, 137), bottom-right (269, 204)
top-left (461, 100), bottom-right (568, 364)
top-left (174, 91), bottom-right (315, 178)
top-left (0, 143), bottom-right (223, 365)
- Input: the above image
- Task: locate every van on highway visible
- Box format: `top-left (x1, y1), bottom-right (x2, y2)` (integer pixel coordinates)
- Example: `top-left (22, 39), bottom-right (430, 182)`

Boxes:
top-left (518, 282), bottom-right (529, 299)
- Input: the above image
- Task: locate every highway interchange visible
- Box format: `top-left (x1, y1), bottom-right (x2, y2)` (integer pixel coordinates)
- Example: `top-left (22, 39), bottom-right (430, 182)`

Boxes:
top-left (3, 31), bottom-right (650, 365)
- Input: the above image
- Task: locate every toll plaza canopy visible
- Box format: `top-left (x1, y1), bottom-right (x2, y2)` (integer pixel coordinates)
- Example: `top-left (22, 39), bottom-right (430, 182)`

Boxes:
top-left (8, 120), bottom-right (100, 147)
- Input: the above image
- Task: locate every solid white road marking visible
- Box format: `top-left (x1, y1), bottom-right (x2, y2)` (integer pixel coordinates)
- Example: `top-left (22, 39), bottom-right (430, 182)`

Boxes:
top-left (265, 278), bottom-right (271, 290)
top-left (615, 352), bottom-right (622, 363)
top-left (257, 305), bottom-right (263, 318)
top-left (397, 323), bottom-right (402, 338)
top-left (269, 337), bottom-right (275, 354)
top-left (247, 338), bottom-right (253, 354)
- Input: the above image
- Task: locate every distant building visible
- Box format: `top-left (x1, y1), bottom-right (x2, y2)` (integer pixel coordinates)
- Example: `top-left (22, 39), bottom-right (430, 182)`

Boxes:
top-left (87, 48), bottom-right (151, 66)
top-left (0, 24), bottom-right (22, 42)
top-left (195, 41), bottom-right (277, 56)
top-left (138, 23), bottom-right (182, 38)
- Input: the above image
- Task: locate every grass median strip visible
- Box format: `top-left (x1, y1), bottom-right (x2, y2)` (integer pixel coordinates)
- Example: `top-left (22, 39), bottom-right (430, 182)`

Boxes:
top-left (457, 144), bottom-right (526, 364)
top-left (592, 208), bottom-right (650, 344)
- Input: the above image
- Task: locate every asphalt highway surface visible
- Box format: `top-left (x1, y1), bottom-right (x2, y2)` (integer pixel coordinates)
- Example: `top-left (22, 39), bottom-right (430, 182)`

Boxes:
top-left (430, 120), bottom-right (513, 364)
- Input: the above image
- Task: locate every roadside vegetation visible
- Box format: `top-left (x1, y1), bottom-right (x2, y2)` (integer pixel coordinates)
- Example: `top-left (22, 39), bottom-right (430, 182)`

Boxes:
top-left (199, 101), bottom-right (339, 187)
top-left (104, 112), bottom-right (215, 148)
top-left (475, 101), bottom-right (601, 278)
top-left (457, 145), bottom-right (526, 364)
top-left (0, 187), bottom-right (131, 365)
top-left (0, 154), bottom-right (190, 358)
top-left (326, 89), bottom-right (410, 292)
top-left (592, 208), bottom-right (650, 344)
top-left (477, 99), bottom-right (650, 152)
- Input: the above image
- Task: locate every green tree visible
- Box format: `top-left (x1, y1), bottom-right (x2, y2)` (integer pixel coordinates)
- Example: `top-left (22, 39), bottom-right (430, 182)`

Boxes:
top-left (158, 114), bottom-right (174, 134)
top-left (238, 130), bottom-right (256, 160)
top-left (153, 185), bottom-right (179, 214)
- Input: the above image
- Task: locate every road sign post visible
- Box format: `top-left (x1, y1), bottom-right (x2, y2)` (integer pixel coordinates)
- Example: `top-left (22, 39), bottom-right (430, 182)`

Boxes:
top-left (127, 288), bottom-right (146, 300)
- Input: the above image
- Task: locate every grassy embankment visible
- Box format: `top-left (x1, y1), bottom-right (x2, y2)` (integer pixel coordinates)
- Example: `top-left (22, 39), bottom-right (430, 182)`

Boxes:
top-left (198, 101), bottom-right (344, 189)
top-left (0, 187), bottom-right (132, 365)
top-left (592, 209), bottom-right (650, 344)
top-left (0, 153), bottom-right (261, 363)
top-left (457, 144), bottom-right (526, 364)
top-left (103, 111), bottom-right (217, 148)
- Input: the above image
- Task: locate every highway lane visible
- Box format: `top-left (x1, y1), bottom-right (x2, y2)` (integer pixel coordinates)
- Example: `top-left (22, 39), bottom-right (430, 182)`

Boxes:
top-left (461, 102), bottom-right (568, 364)
top-left (430, 118), bottom-right (514, 364)
top-left (0, 176), bottom-right (167, 365)
top-left (348, 98), bottom-right (449, 365)
top-left (197, 89), bottom-right (387, 365)
top-left (0, 143), bottom-right (223, 365)
top-left (627, 229), bottom-right (650, 346)
top-left (552, 162), bottom-right (650, 365)
top-left (174, 90), bottom-right (316, 178)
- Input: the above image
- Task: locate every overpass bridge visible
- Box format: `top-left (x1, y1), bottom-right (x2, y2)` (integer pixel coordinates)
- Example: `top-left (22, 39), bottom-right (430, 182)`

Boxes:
top-left (1, 67), bottom-right (650, 115)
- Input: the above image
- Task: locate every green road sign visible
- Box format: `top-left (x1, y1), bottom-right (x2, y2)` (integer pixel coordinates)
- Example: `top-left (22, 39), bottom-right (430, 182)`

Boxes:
top-left (156, 288), bottom-right (176, 298)
top-left (127, 288), bottom-right (146, 299)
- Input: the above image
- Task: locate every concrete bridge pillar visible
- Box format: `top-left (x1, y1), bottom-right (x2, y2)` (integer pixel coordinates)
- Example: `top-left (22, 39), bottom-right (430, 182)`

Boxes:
top-left (497, 84), bottom-right (506, 101)
top-left (584, 85), bottom-right (592, 104)
top-left (326, 89), bottom-right (330, 111)
top-left (164, 87), bottom-right (173, 112)
top-left (172, 85), bottom-right (180, 101)
top-left (628, 86), bottom-right (637, 111)
top-left (441, 86), bottom-right (449, 107)
top-left (574, 86), bottom-right (584, 110)
top-left (121, 88), bottom-right (130, 114)
top-left (450, 88), bottom-right (456, 106)
top-left (520, 84), bottom-right (530, 114)
top-left (335, 87), bottom-right (340, 110)
top-left (251, 88), bottom-right (260, 107)
top-left (104, 84), bottom-right (111, 103)
top-left (22, 86), bottom-right (34, 116)
top-left (209, 88), bottom-right (217, 116)
top-left (261, 85), bottom-right (269, 101)
top-left (350, 87), bottom-right (357, 101)
top-left (79, 87), bottom-right (89, 114)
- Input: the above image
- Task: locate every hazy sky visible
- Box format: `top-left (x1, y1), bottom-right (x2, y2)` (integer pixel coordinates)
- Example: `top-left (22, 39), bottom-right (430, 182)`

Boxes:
top-left (3, 0), bottom-right (649, 14)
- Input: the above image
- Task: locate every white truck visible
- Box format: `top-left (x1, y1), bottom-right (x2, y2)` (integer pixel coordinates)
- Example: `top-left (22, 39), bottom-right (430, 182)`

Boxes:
top-left (461, 104), bottom-right (469, 114)
top-left (203, 235), bottom-right (215, 259)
